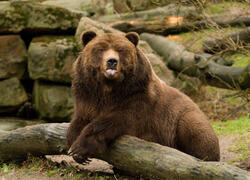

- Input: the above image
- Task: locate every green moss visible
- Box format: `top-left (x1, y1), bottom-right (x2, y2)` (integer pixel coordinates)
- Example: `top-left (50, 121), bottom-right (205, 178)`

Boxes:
top-left (46, 168), bottom-right (58, 177)
top-left (224, 51), bottom-right (250, 67)
top-left (204, 1), bottom-right (250, 15)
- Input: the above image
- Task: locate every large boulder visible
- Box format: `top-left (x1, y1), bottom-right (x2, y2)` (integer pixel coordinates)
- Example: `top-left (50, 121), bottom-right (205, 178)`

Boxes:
top-left (42, 0), bottom-right (113, 16)
top-left (28, 36), bottom-right (78, 84)
top-left (75, 17), bottom-right (122, 47)
top-left (75, 17), bottom-right (175, 85)
top-left (33, 81), bottom-right (73, 121)
top-left (0, 35), bottom-right (27, 79)
top-left (0, 1), bottom-right (84, 34)
top-left (0, 78), bottom-right (28, 113)
top-left (41, 0), bottom-right (92, 14)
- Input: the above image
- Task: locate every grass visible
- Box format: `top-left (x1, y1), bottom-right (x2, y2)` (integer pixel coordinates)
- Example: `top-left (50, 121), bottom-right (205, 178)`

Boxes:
top-left (230, 134), bottom-right (250, 163)
top-left (212, 115), bottom-right (250, 162)
top-left (0, 156), bottom-right (119, 179)
top-left (212, 115), bottom-right (250, 135)
top-left (204, 1), bottom-right (250, 15)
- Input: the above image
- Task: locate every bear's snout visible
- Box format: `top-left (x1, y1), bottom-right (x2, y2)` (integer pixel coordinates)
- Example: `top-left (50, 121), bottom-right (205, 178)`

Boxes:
top-left (103, 49), bottom-right (120, 78)
top-left (107, 58), bottom-right (118, 69)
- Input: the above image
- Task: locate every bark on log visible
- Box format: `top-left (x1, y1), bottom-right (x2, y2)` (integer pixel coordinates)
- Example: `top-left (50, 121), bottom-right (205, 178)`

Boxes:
top-left (140, 33), bottom-right (250, 90)
top-left (0, 123), bottom-right (249, 180)
top-left (96, 8), bottom-right (250, 35)
top-left (203, 27), bottom-right (250, 53)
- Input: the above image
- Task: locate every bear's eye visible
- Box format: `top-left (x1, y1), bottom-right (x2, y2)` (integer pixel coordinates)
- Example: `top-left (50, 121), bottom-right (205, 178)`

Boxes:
top-left (116, 49), bottom-right (127, 53)
top-left (93, 47), bottom-right (105, 53)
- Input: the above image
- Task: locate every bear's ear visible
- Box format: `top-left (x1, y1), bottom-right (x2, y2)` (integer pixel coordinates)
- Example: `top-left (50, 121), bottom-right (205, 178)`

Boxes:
top-left (125, 32), bottom-right (139, 47)
top-left (81, 31), bottom-right (97, 47)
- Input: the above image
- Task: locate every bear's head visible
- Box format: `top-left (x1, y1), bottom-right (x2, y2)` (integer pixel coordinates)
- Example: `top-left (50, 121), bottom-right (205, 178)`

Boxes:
top-left (75, 31), bottom-right (152, 96)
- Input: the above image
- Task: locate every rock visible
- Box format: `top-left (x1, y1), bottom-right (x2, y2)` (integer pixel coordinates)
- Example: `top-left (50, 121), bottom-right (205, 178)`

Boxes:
top-left (33, 81), bottom-right (73, 121)
top-left (91, 0), bottom-right (114, 16)
top-left (75, 17), bottom-right (122, 47)
top-left (0, 78), bottom-right (28, 113)
top-left (113, 0), bottom-right (171, 13)
top-left (28, 36), bottom-right (78, 84)
top-left (42, 0), bottom-right (113, 16)
top-left (41, 0), bottom-right (92, 15)
top-left (145, 53), bottom-right (174, 85)
top-left (0, 35), bottom-right (27, 79)
top-left (0, 1), bottom-right (84, 34)
top-left (75, 17), bottom-right (175, 85)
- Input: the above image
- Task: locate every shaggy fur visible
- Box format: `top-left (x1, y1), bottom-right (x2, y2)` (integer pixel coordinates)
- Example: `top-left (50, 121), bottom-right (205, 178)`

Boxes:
top-left (67, 31), bottom-right (220, 162)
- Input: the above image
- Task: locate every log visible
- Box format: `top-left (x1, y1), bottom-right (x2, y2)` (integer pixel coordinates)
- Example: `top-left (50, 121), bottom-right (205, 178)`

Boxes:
top-left (140, 33), bottom-right (250, 90)
top-left (96, 8), bottom-right (250, 35)
top-left (203, 27), bottom-right (250, 53)
top-left (95, 4), bottom-right (201, 34)
top-left (0, 123), bottom-right (249, 180)
top-left (0, 123), bottom-right (68, 161)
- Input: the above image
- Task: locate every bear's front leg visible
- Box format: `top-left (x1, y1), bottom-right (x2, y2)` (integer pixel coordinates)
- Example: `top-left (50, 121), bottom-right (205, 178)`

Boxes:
top-left (68, 114), bottom-right (125, 164)
top-left (67, 114), bottom-right (90, 147)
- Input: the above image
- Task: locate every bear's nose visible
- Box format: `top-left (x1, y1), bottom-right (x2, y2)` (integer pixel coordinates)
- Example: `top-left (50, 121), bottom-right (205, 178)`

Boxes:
top-left (107, 58), bottom-right (118, 67)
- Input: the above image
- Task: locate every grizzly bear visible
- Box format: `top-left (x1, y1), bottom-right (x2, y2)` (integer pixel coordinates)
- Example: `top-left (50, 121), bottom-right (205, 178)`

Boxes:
top-left (67, 31), bottom-right (220, 163)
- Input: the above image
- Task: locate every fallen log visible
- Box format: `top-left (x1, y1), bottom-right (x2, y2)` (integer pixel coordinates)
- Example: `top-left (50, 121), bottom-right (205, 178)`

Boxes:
top-left (0, 123), bottom-right (249, 180)
top-left (95, 4), bottom-right (201, 34)
top-left (96, 8), bottom-right (250, 35)
top-left (197, 53), bottom-right (234, 66)
top-left (140, 33), bottom-right (250, 89)
top-left (203, 27), bottom-right (250, 53)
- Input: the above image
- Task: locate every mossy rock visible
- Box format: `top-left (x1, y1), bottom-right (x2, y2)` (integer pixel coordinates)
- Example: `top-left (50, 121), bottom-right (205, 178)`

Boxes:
top-left (0, 1), bottom-right (84, 34)
top-left (42, 0), bottom-right (113, 16)
top-left (75, 17), bottom-right (122, 48)
top-left (0, 35), bottom-right (27, 79)
top-left (33, 81), bottom-right (73, 121)
top-left (42, 0), bottom-right (92, 15)
top-left (146, 53), bottom-right (174, 85)
top-left (0, 78), bottom-right (28, 113)
top-left (28, 36), bottom-right (78, 84)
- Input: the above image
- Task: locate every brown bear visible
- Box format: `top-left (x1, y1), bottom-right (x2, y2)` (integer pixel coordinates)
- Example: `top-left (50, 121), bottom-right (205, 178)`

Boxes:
top-left (67, 31), bottom-right (220, 163)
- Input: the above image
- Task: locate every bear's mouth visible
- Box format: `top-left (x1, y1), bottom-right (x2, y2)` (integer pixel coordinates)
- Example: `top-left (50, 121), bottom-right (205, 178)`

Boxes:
top-left (106, 68), bottom-right (117, 77)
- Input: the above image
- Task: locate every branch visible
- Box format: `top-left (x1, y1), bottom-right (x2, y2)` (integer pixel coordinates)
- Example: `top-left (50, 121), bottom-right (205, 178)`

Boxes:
top-left (203, 27), bottom-right (250, 53)
top-left (0, 123), bottom-right (249, 179)
top-left (140, 33), bottom-right (250, 90)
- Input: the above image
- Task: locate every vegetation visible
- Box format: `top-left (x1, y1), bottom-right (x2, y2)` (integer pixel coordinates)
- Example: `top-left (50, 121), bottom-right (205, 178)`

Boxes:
top-left (212, 116), bottom-right (250, 162)
top-left (204, 1), bottom-right (250, 14)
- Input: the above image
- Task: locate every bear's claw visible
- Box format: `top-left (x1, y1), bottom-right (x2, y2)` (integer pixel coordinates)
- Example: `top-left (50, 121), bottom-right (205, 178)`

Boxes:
top-left (68, 147), bottom-right (91, 165)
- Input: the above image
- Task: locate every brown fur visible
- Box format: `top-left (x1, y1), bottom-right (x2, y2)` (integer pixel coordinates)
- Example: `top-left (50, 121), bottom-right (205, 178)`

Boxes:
top-left (67, 31), bottom-right (220, 162)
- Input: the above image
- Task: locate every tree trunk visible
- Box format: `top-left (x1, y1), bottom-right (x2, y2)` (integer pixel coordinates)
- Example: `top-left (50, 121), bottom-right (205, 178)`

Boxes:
top-left (203, 27), bottom-right (250, 53)
top-left (0, 123), bottom-right (249, 180)
top-left (96, 8), bottom-right (250, 35)
top-left (140, 33), bottom-right (250, 90)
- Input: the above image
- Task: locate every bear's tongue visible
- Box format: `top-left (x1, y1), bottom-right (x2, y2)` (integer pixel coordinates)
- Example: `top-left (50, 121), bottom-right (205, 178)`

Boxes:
top-left (106, 69), bottom-right (117, 76)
